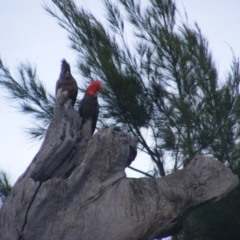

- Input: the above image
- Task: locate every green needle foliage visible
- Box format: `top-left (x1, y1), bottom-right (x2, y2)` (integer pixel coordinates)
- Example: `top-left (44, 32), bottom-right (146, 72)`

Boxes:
top-left (0, 0), bottom-right (239, 176)
top-left (0, 59), bottom-right (55, 139)
top-left (43, 0), bottom-right (240, 176)
top-left (0, 0), bottom-right (240, 237)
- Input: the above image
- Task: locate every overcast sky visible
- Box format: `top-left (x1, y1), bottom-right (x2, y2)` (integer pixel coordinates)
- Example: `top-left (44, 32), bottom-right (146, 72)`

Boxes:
top-left (0, 0), bottom-right (240, 183)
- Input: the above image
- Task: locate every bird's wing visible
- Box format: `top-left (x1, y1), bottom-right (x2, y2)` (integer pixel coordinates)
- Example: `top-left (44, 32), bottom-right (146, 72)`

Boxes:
top-left (92, 101), bottom-right (99, 134)
top-left (96, 101), bottom-right (99, 121)
top-left (71, 79), bottom-right (78, 106)
top-left (78, 98), bottom-right (83, 117)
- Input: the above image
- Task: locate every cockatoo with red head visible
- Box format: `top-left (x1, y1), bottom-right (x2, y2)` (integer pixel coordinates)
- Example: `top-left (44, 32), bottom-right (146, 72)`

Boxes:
top-left (78, 80), bottom-right (101, 135)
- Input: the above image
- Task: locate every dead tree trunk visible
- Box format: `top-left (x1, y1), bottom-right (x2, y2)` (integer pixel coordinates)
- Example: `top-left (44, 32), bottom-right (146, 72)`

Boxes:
top-left (0, 90), bottom-right (239, 240)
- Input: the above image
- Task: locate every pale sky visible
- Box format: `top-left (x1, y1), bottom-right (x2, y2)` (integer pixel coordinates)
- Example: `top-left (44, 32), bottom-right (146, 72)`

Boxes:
top-left (0, 0), bottom-right (240, 183)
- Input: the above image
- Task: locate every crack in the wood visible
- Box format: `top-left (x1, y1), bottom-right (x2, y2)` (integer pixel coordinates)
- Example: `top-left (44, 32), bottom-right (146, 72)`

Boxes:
top-left (18, 182), bottom-right (42, 240)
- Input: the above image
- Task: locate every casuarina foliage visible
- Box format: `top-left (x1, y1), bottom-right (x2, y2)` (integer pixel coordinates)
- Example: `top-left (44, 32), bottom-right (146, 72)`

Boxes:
top-left (0, 1), bottom-right (240, 238)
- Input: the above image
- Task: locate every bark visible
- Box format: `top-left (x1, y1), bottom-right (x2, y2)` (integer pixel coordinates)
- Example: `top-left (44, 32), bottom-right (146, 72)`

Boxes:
top-left (0, 90), bottom-right (239, 240)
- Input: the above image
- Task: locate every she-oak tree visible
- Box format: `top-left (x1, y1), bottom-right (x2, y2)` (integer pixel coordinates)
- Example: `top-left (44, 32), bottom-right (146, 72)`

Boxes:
top-left (0, 0), bottom-right (240, 239)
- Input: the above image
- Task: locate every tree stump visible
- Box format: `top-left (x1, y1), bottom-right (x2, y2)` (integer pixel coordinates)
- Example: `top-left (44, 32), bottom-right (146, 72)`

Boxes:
top-left (0, 90), bottom-right (238, 240)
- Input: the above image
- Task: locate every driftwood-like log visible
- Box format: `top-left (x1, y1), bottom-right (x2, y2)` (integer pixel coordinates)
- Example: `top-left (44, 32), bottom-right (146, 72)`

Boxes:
top-left (0, 90), bottom-right (239, 240)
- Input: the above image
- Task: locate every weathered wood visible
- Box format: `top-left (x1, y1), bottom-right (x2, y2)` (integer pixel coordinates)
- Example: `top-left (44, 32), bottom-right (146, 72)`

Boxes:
top-left (0, 90), bottom-right (238, 240)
